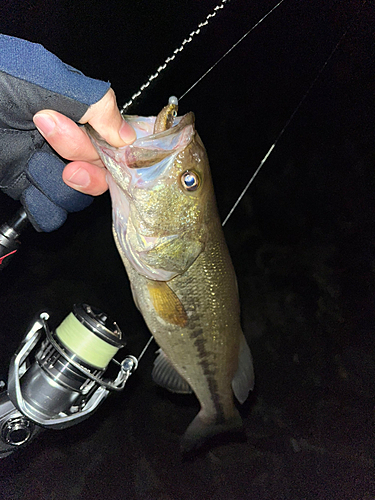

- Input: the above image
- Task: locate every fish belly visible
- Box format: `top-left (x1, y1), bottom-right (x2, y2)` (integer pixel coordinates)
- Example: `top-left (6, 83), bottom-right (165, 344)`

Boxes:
top-left (116, 228), bottom-right (242, 422)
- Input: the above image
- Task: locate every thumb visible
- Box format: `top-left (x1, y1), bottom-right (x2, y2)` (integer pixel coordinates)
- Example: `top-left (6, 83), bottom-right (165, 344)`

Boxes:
top-left (79, 88), bottom-right (136, 147)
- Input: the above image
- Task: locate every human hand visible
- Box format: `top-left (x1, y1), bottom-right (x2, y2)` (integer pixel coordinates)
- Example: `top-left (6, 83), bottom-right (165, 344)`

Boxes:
top-left (33, 89), bottom-right (136, 197)
top-left (0, 34), bottom-right (135, 232)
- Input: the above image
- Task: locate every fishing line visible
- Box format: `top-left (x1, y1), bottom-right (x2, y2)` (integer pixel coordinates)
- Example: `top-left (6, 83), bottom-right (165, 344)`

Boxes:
top-left (121, 0), bottom-right (230, 114)
top-left (126, 1), bottom-right (288, 360)
top-left (111, 333), bottom-right (154, 367)
top-left (121, 0), bottom-right (286, 114)
top-left (179, 0), bottom-right (285, 101)
top-left (137, 335), bottom-right (154, 363)
top-left (136, 0), bottom-right (365, 359)
top-left (222, 0), bottom-right (367, 226)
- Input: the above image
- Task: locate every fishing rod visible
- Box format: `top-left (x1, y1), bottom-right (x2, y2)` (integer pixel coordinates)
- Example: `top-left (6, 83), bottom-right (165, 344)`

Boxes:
top-left (119, 0), bottom-right (367, 358)
top-left (0, 0), bottom-right (365, 458)
top-left (122, 0), bottom-right (366, 227)
top-left (0, 0), bottom-right (285, 272)
top-left (0, 1), bottom-right (285, 459)
top-left (0, 208), bottom-right (29, 271)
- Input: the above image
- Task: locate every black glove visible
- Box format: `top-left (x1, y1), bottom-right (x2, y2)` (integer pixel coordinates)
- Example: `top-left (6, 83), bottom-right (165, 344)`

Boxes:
top-left (0, 34), bottom-right (111, 231)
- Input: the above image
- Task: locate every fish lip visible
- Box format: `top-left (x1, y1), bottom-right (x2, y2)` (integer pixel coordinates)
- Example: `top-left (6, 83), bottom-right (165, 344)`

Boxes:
top-left (128, 111), bottom-right (195, 153)
top-left (86, 111), bottom-right (195, 174)
top-left (141, 111), bottom-right (195, 142)
top-left (86, 112), bottom-right (195, 149)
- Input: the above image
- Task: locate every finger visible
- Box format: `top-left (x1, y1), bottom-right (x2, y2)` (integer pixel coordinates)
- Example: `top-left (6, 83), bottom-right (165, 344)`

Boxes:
top-left (33, 111), bottom-right (102, 165)
top-left (62, 161), bottom-right (108, 196)
top-left (79, 88), bottom-right (136, 147)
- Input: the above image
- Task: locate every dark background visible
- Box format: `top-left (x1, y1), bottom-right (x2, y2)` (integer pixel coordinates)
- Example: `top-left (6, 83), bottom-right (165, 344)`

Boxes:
top-left (0, 1), bottom-right (374, 498)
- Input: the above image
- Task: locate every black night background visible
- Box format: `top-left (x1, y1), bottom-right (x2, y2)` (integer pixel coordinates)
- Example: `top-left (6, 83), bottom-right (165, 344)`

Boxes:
top-left (0, 1), bottom-right (374, 498)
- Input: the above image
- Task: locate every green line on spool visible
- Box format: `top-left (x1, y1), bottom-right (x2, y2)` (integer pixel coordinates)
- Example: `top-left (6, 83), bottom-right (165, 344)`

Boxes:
top-left (56, 313), bottom-right (119, 369)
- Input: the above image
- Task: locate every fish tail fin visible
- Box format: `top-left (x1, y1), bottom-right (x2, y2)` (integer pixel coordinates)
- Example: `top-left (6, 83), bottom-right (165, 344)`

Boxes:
top-left (180, 408), bottom-right (243, 454)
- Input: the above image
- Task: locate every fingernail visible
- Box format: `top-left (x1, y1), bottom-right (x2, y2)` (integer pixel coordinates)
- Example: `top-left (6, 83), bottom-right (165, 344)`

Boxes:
top-left (33, 113), bottom-right (56, 137)
top-left (66, 168), bottom-right (90, 188)
top-left (119, 120), bottom-right (137, 144)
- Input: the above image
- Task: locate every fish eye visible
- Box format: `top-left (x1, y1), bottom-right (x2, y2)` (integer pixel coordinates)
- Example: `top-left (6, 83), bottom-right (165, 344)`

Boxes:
top-left (172, 110), bottom-right (177, 118)
top-left (181, 171), bottom-right (200, 191)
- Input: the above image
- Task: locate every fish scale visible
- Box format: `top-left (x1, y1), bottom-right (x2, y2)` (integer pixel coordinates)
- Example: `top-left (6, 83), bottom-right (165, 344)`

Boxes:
top-left (87, 100), bottom-right (254, 452)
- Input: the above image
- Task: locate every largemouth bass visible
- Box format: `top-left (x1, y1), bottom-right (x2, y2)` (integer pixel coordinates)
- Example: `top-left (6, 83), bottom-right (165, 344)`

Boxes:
top-left (87, 97), bottom-right (254, 452)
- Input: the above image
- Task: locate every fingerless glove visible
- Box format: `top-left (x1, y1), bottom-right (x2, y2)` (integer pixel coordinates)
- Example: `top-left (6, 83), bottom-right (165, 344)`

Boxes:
top-left (0, 34), bottom-right (110, 231)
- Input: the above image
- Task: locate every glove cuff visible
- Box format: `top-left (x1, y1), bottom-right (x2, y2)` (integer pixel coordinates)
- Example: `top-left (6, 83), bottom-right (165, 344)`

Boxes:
top-left (0, 34), bottom-right (110, 107)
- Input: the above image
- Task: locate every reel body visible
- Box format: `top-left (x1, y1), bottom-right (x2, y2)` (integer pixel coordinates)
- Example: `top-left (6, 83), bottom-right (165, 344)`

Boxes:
top-left (0, 304), bottom-right (137, 458)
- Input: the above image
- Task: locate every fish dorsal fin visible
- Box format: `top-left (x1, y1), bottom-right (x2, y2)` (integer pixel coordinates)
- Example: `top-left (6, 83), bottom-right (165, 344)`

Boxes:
top-left (152, 349), bottom-right (193, 394)
top-left (232, 333), bottom-right (255, 404)
top-left (147, 281), bottom-right (188, 327)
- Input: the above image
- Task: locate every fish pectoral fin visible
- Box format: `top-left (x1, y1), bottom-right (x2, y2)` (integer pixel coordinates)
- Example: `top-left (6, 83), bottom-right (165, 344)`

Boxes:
top-left (231, 333), bottom-right (255, 404)
top-left (147, 281), bottom-right (188, 327)
top-left (152, 349), bottom-right (192, 394)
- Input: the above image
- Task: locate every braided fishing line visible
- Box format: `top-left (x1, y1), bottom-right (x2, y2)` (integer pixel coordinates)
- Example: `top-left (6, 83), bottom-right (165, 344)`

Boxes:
top-left (121, 0), bottom-right (230, 114)
top-left (125, 0), bottom-right (288, 361)
top-left (121, 0), bottom-right (365, 231)
top-left (179, 0), bottom-right (285, 101)
top-left (130, 0), bottom-right (366, 359)
top-left (122, 1), bottom-right (234, 360)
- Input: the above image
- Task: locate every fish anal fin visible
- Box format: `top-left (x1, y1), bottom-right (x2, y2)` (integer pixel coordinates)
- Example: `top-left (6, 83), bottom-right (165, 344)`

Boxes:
top-left (232, 333), bottom-right (255, 404)
top-left (147, 281), bottom-right (188, 326)
top-left (152, 349), bottom-right (192, 394)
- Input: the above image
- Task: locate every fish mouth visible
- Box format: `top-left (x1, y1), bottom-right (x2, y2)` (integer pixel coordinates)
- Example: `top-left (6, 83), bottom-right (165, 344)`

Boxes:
top-left (125, 112), bottom-right (195, 169)
top-left (86, 111), bottom-right (196, 192)
top-left (125, 111), bottom-right (195, 142)
top-left (86, 110), bottom-right (201, 281)
top-left (86, 111), bottom-right (195, 170)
